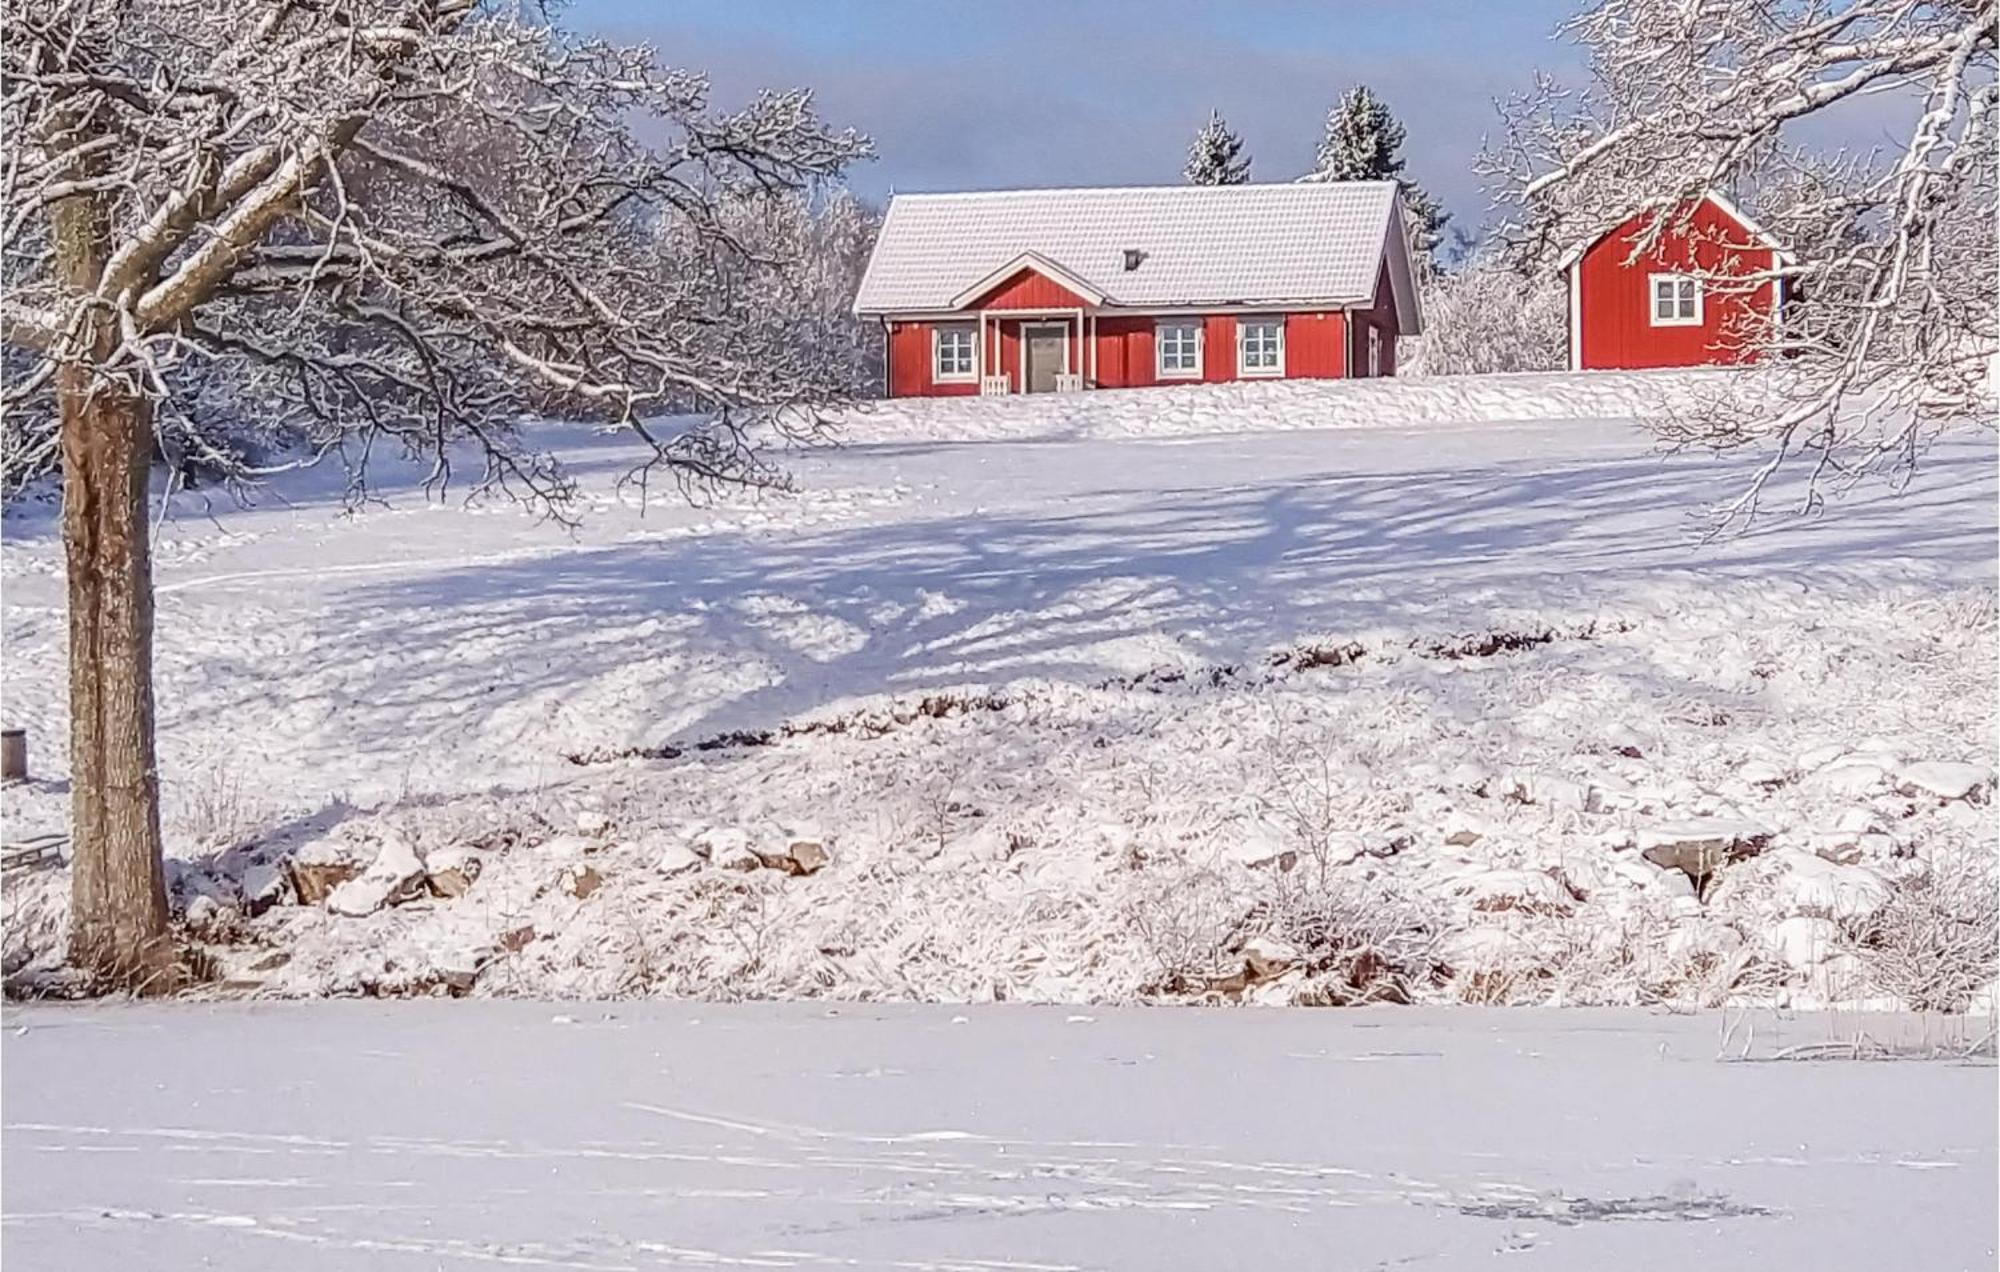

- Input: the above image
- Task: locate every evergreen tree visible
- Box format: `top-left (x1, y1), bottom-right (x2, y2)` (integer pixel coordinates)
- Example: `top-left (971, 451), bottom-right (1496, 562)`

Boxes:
top-left (1306, 86), bottom-right (1448, 269)
top-left (1184, 110), bottom-right (1252, 186)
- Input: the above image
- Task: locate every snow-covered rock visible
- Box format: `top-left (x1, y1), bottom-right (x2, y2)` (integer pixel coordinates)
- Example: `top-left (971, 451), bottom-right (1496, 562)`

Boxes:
top-left (325, 836), bottom-right (428, 918)
top-left (1805, 763), bottom-right (1889, 798)
top-left (424, 847), bottom-right (482, 899)
top-left (1636, 817), bottom-right (1771, 884)
top-left (1448, 869), bottom-right (1576, 915)
top-left (655, 842), bottom-right (705, 877)
top-left (1764, 848), bottom-right (1892, 921)
top-left (697, 827), bottom-right (762, 871)
top-left (239, 861), bottom-right (291, 915)
top-left (1766, 915), bottom-right (1839, 972)
top-left (284, 839), bottom-right (366, 906)
top-left (1896, 761), bottom-right (1995, 803)
top-left (1736, 760), bottom-right (1788, 788)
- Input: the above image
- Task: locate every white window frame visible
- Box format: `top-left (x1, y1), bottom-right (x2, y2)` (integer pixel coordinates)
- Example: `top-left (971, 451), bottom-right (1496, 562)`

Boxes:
top-left (1367, 327), bottom-right (1381, 378)
top-left (1155, 320), bottom-right (1204, 379)
top-left (1236, 317), bottom-right (1285, 378)
top-left (1648, 273), bottom-right (1703, 327)
top-left (931, 323), bottom-right (977, 383)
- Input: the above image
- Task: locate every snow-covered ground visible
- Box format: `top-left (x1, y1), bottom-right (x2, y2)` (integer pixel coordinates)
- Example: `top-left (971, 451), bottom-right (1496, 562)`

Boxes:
top-left (3, 1001), bottom-right (1994, 1270)
top-left (2, 371), bottom-right (1994, 1004)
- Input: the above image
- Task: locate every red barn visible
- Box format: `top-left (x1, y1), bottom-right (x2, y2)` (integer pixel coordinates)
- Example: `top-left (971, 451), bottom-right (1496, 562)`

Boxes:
top-left (852, 183), bottom-right (1424, 397)
top-left (1566, 192), bottom-right (1790, 371)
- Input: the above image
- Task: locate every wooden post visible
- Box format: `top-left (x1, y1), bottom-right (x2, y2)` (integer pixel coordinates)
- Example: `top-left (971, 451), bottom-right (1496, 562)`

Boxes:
top-left (1, 729), bottom-right (25, 784)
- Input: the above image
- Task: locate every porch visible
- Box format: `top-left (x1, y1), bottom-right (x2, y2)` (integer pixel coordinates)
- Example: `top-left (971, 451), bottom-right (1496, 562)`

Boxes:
top-left (974, 309), bottom-right (1095, 395)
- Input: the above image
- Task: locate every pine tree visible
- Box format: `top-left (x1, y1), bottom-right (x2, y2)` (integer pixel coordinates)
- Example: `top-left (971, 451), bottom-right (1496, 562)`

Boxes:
top-left (1306, 86), bottom-right (1448, 268)
top-left (1184, 110), bottom-right (1252, 186)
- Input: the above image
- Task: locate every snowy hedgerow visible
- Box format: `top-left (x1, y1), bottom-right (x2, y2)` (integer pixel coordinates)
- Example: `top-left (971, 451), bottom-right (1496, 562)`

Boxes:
top-left (1184, 110), bottom-right (1252, 186)
top-left (1402, 253), bottom-right (1567, 377)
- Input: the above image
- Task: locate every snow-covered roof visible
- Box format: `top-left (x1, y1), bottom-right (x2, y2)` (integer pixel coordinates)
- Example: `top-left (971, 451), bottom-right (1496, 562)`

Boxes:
top-left (853, 182), bottom-right (1411, 317)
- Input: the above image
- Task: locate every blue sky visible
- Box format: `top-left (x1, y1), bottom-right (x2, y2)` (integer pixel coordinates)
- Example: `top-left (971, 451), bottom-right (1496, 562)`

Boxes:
top-left (568, 1), bottom-right (1587, 231)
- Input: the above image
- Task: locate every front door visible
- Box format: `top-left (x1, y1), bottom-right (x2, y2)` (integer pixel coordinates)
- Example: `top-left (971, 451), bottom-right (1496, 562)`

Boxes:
top-left (1023, 324), bottom-right (1066, 393)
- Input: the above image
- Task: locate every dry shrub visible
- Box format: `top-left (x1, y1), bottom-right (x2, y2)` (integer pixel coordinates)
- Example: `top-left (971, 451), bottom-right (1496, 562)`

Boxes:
top-left (1841, 852), bottom-right (1998, 1012)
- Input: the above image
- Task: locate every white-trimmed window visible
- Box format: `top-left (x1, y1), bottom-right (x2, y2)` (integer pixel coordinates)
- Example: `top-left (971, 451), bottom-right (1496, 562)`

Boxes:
top-left (1367, 327), bottom-right (1381, 378)
top-left (932, 324), bottom-right (977, 382)
top-left (1237, 318), bottom-right (1284, 377)
top-left (1649, 274), bottom-right (1702, 326)
top-left (1156, 320), bottom-right (1203, 378)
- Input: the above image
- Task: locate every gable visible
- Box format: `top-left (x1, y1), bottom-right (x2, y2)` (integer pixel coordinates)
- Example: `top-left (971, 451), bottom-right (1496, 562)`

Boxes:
top-left (1566, 193), bottom-right (1789, 273)
top-left (963, 266), bottom-right (1097, 311)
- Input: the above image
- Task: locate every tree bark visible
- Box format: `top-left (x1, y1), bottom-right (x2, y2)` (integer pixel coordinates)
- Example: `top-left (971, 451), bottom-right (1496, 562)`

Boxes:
top-left (52, 155), bottom-right (174, 990)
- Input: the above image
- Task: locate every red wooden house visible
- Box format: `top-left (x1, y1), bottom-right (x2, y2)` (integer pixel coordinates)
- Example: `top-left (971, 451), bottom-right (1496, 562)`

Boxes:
top-left (1566, 192), bottom-right (1791, 371)
top-left (852, 182), bottom-right (1424, 397)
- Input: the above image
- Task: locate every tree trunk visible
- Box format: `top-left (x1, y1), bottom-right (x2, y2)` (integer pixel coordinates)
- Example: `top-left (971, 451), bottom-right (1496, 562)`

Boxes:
top-left (52, 161), bottom-right (174, 990)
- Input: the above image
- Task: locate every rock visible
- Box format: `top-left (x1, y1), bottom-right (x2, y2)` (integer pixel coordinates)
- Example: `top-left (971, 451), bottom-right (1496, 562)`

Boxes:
top-left (1796, 742), bottom-right (1851, 771)
top-left (1813, 840), bottom-right (1864, 866)
top-left (575, 809), bottom-right (613, 837)
top-left (1767, 848), bottom-right (1891, 921)
top-left (1444, 828), bottom-right (1483, 847)
top-left (425, 847), bottom-right (482, 899)
top-left (1602, 723), bottom-right (1648, 758)
top-left (655, 842), bottom-right (705, 877)
top-left (285, 842), bottom-right (364, 906)
top-left (1504, 771), bottom-right (1590, 811)
top-left (539, 833), bottom-right (599, 859)
top-left (1896, 761), bottom-right (1995, 803)
top-left (1736, 760), bottom-right (1788, 788)
top-left (183, 894), bottom-right (226, 936)
top-left (1240, 934), bottom-right (1299, 981)
top-left (1637, 818), bottom-right (1772, 892)
top-left (1225, 823), bottom-right (1297, 872)
top-left (325, 836), bottom-right (428, 917)
top-left (756, 827), bottom-right (833, 876)
top-left (1446, 762), bottom-right (1490, 793)
top-left (1451, 869), bottom-right (1576, 916)
top-left (1805, 763), bottom-right (1888, 798)
top-left (561, 864), bottom-right (603, 899)
top-left (699, 828), bottom-right (762, 871)
top-left (1667, 920), bottom-right (1744, 962)
top-left (1587, 773), bottom-right (1640, 812)
top-left (240, 861), bottom-right (292, 915)
top-left (1766, 915), bottom-right (1839, 972)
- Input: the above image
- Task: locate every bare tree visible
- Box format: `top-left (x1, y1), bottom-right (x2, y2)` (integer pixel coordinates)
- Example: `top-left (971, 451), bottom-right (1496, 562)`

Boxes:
top-left (1482, 0), bottom-right (1996, 525)
top-left (1, 0), bottom-right (869, 986)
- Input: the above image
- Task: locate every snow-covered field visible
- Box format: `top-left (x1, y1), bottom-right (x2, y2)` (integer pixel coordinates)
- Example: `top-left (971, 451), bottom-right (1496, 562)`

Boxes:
top-left (3, 1002), bottom-right (1994, 1271)
top-left (2, 370), bottom-right (1995, 1004)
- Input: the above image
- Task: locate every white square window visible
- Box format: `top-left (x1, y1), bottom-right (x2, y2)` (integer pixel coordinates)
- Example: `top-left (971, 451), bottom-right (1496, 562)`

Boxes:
top-left (1238, 318), bottom-right (1284, 377)
top-left (932, 324), bottom-right (977, 382)
top-left (1649, 274), bottom-right (1702, 327)
top-left (1156, 320), bottom-right (1203, 378)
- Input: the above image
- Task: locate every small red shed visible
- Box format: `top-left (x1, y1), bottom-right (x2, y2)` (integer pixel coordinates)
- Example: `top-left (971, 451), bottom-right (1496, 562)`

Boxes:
top-left (852, 182), bottom-right (1424, 398)
top-left (1566, 192), bottom-right (1790, 371)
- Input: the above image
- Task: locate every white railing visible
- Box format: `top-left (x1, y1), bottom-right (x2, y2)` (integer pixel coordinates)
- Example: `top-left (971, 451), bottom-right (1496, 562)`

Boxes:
top-left (1053, 373), bottom-right (1084, 393)
top-left (980, 374), bottom-right (1012, 396)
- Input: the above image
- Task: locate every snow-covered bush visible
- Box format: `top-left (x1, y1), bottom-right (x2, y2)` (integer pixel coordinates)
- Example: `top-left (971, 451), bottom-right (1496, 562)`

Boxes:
top-left (1402, 254), bottom-right (1567, 377)
top-left (1841, 852), bottom-right (1998, 1013)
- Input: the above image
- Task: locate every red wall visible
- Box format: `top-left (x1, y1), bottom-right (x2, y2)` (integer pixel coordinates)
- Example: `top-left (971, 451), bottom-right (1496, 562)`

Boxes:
top-left (883, 305), bottom-right (1368, 396)
top-left (1576, 199), bottom-right (1778, 370)
top-left (884, 260), bottom-right (1384, 396)
top-left (1285, 311), bottom-right (1346, 379)
top-left (1345, 263), bottom-right (1399, 377)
